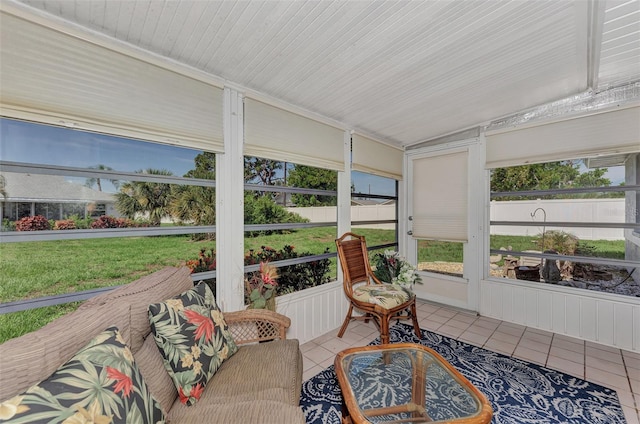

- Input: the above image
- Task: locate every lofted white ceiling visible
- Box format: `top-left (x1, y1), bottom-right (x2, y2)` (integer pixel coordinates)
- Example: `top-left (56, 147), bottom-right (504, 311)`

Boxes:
top-left (10, 0), bottom-right (640, 148)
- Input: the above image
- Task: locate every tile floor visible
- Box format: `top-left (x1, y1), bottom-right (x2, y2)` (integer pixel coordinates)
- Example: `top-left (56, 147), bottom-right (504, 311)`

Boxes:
top-left (301, 299), bottom-right (640, 423)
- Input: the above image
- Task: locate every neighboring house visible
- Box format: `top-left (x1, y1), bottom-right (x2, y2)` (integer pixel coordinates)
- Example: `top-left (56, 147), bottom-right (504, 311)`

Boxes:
top-left (0, 171), bottom-right (118, 222)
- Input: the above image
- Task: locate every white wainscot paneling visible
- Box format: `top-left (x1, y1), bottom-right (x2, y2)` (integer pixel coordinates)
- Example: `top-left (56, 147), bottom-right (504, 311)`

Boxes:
top-left (480, 279), bottom-right (640, 352)
top-left (275, 281), bottom-right (349, 345)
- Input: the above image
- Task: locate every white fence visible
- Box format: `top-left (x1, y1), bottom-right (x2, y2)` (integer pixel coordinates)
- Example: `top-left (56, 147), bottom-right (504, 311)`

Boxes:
top-left (289, 198), bottom-right (627, 240)
top-left (490, 198), bottom-right (625, 240)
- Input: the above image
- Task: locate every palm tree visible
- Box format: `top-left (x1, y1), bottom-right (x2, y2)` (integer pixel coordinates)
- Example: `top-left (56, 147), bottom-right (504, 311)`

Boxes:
top-left (170, 185), bottom-right (216, 236)
top-left (114, 169), bottom-right (174, 226)
top-left (85, 164), bottom-right (121, 192)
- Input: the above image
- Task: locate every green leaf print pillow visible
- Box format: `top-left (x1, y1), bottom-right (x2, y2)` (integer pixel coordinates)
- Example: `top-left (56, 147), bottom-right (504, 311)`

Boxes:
top-left (0, 327), bottom-right (165, 423)
top-left (148, 282), bottom-right (238, 406)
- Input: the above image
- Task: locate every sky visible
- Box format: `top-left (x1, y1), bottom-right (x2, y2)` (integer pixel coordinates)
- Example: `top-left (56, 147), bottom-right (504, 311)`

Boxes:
top-left (0, 118), bottom-right (627, 196)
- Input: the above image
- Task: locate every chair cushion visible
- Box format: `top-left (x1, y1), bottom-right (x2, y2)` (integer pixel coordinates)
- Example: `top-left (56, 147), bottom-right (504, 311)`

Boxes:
top-left (353, 284), bottom-right (413, 308)
top-left (148, 282), bottom-right (238, 406)
top-left (0, 327), bottom-right (165, 423)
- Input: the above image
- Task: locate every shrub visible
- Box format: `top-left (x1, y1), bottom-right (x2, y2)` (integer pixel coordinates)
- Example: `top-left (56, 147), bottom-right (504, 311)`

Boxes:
top-left (90, 215), bottom-right (134, 229)
top-left (53, 220), bottom-right (77, 230)
top-left (186, 244), bottom-right (331, 297)
top-left (244, 194), bottom-right (308, 237)
top-left (1, 218), bottom-right (16, 232)
top-left (534, 230), bottom-right (579, 254)
top-left (15, 215), bottom-right (51, 231)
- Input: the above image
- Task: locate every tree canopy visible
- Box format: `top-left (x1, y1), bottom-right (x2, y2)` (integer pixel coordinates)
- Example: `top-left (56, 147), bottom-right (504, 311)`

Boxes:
top-left (287, 165), bottom-right (337, 206)
top-left (490, 160), bottom-right (616, 199)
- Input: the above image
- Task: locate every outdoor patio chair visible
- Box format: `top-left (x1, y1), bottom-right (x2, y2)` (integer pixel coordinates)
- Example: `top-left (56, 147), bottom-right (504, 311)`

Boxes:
top-left (335, 232), bottom-right (420, 345)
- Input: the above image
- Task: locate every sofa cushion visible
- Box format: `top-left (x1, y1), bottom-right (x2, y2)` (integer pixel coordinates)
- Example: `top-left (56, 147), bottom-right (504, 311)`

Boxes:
top-left (135, 334), bottom-right (178, 414)
top-left (0, 301), bottom-right (131, 402)
top-left (87, 266), bottom-right (193, 352)
top-left (167, 399), bottom-right (305, 423)
top-left (0, 327), bottom-right (164, 423)
top-left (148, 282), bottom-right (238, 406)
top-left (167, 338), bottom-right (302, 418)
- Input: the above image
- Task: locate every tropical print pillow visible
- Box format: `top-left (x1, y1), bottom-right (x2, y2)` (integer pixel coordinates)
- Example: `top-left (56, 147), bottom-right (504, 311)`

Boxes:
top-left (0, 327), bottom-right (165, 423)
top-left (148, 282), bottom-right (238, 406)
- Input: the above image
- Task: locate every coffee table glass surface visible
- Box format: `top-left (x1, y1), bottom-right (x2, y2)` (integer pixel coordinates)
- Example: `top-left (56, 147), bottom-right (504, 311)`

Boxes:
top-left (334, 343), bottom-right (493, 424)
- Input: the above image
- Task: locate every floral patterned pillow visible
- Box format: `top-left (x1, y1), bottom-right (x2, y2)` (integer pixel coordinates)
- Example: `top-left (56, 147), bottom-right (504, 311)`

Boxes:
top-left (0, 327), bottom-right (165, 423)
top-left (148, 282), bottom-right (238, 406)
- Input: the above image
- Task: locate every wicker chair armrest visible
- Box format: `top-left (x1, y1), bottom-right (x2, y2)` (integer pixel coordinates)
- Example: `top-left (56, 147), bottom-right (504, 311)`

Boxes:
top-left (224, 309), bottom-right (291, 345)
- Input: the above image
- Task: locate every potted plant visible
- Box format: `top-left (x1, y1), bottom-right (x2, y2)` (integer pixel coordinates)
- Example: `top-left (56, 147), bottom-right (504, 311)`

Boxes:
top-left (372, 250), bottom-right (422, 288)
top-left (245, 262), bottom-right (279, 310)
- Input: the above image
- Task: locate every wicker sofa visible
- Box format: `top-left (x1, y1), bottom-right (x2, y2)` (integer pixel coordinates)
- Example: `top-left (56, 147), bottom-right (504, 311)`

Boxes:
top-left (0, 266), bottom-right (305, 423)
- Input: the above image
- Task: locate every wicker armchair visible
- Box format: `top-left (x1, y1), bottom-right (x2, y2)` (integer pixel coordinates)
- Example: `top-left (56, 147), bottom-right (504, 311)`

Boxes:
top-left (336, 232), bottom-right (420, 344)
top-left (224, 308), bottom-right (291, 345)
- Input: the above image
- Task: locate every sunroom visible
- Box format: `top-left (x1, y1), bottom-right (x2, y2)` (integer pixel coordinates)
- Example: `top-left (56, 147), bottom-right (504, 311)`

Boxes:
top-left (0, 0), bottom-right (639, 422)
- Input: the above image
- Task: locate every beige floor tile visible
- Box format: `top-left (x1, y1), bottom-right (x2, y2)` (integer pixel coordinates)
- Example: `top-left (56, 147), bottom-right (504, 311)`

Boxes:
top-left (321, 337), bottom-right (354, 354)
top-left (451, 312), bottom-right (478, 324)
top-left (623, 350), bottom-right (640, 360)
top-left (616, 389), bottom-right (636, 408)
top-left (304, 345), bottom-right (335, 366)
top-left (551, 338), bottom-right (585, 354)
top-left (586, 367), bottom-right (631, 392)
top-left (303, 364), bottom-right (325, 381)
top-left (497, 322), bottom-right (525, 336)
top-left (428, 313), bottom-right (453, 324)
top-left (546, 356), bottom-right (584, 379)
top-left (586, 355), bottom-right (628, 376)
top-left (622, 406), bottom-right (640, 424)
top-left (521, 330), bottom-right (552, 344)
top-left (525, 327), bottom-right (553, 337)
top-left (421, 320), bottom-right (444, 332)
top-left (586, 346), bottom-right (624, 364)
top-left (586, 340), bottom-right (622, 352)
top-left (483, 338), bottom-right (517, 356)
top-left (628, 367), bottom-right (640, 383)
top-left (631, 378), bottom-right (640, 395)
top-left (301, 341), bottom-right (318, 353)
top-left (517, 337), bottom-right (551, 354)
top-left (513, 345), bottom-right (547, 366)
top-left (554, 333), bottom-right (584, 344)
top-left (458, 330), bottom-right (490, 347)
top-left (464, 324), bottom-right (495, 337)
top-left (437, 324), bottom-right (466, 339)
top-left (625, 356), bottom-right (640, 372)
top-left (473, 318), bottom-right (501, 331)
top-left (489, 330), bottom-right (521, 344)
top-left (444, 318), bottom-right (472, 331)
top-left (549, 346), bottom-right (584, 364)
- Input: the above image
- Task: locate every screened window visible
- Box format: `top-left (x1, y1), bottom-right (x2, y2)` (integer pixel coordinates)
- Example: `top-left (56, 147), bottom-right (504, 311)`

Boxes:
top-left (489, 154), bottom-right (639, 298)
top-left (240, 157), bottom-right (338, 301)
top-left (0, 118), bottom-right (218, 342)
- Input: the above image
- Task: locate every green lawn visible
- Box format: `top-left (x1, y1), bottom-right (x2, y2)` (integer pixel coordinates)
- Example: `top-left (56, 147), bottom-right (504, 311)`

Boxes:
top-left (0, 229), bottom-right (623, 343)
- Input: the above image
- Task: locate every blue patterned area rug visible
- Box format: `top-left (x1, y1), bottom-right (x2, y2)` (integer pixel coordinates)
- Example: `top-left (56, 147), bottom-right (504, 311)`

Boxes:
top-left (300, 323), bottom-right (626, 424)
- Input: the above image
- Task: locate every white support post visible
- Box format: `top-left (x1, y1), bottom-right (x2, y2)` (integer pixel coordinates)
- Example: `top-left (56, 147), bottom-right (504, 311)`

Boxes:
top-left (337, 131), bottom-right (352, 238)
top-left (216, 87), bottom-right (245, 312)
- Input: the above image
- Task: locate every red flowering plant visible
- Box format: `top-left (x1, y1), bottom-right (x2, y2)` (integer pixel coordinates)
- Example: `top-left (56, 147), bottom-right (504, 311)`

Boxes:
top-left (244, 262), bottom-right (279, 310)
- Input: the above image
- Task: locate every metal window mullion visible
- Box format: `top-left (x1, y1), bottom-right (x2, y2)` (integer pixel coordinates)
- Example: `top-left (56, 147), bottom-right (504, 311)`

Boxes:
top-left (351, 192), bottom-right (398, 201)
top-left (490, 249), bottom-right (639, 268)
top-left (0, 161), bottom-right (216, 187)
top-left (244, 222), bottom-right (336, 232)
top-left (244, 183), bottom-right (335, 196)
top-left (352, 219), bottom-right (398, 225)
top-left (0, 226), bottom-right (217, 242)
top-left (491, 184), bottom-right (639, 198)
top-left (491, 221), bottom-right (639, 230)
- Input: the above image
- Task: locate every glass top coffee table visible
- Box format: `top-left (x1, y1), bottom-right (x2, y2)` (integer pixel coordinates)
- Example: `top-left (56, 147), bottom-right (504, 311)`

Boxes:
top-left (334, 343), bottom-right (493, 424)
